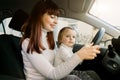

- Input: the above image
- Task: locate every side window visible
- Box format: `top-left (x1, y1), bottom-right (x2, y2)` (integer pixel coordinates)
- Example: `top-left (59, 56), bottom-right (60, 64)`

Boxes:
top-left (54, 17), bottom-right (113, 48)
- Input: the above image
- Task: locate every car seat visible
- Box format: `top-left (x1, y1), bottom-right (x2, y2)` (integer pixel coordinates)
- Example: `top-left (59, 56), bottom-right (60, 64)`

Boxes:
top-left (0, 9), bottom-right (28, 80)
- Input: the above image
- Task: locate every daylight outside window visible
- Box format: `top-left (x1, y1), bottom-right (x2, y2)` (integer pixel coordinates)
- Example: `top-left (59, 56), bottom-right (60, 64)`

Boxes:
top-left (89, 0), bottom-right (120, 31)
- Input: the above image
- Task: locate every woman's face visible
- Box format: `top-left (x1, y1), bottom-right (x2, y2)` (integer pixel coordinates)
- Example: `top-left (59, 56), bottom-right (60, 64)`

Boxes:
top-left (42, 13), bottom-right (58, 32)
top-left (61, 29), bottom-right (76, 47)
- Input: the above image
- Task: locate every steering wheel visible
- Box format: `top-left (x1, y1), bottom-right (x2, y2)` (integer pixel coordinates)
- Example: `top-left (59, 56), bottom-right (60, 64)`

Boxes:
top-left (92, 28), bottom-right (120, 75)
top-left (73, 27), bottom-right (105, 52)
top-left (91, 27), bottom-right (105, 45)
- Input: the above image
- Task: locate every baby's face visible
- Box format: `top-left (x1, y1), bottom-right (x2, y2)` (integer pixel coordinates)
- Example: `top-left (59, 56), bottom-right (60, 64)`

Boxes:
top-left (61, 29), bottom-right (76, 47)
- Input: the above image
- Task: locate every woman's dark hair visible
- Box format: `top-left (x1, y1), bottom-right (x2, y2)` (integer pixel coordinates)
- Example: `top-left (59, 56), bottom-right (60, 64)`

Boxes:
top-left (21, 0), bottom-right (60, 53)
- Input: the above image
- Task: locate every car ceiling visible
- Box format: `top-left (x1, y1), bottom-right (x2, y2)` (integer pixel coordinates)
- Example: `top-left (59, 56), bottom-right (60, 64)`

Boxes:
top-left (53, 0), bottom-right (94, 18)
top-left (0, 0), bottom-right (93, 21)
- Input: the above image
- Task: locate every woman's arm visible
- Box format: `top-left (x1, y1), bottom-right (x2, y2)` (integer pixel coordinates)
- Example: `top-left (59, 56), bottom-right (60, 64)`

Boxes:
top-left (26, 52), bottom-right (81, 79)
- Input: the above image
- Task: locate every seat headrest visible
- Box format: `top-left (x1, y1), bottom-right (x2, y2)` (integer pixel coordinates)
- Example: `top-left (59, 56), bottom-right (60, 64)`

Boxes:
top-left (0, 9), bottom-right (13, 23)
top-left (9, 9), bottom-right (29, 31)
top-left (112, 36), bottom-right (120, 54)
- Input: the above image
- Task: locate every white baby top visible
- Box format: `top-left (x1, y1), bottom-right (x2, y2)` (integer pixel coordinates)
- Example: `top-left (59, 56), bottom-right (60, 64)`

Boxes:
top-left (54, 43), bottom-right (74, 67)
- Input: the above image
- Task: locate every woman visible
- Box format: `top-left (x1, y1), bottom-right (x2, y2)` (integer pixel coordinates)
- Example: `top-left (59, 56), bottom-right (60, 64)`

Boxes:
top-left (21, 0), bottom-right (100, 80)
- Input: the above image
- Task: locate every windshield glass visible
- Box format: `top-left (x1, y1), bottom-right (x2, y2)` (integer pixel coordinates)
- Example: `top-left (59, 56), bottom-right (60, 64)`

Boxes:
top-left (89, 0), bottom-right (120, 31)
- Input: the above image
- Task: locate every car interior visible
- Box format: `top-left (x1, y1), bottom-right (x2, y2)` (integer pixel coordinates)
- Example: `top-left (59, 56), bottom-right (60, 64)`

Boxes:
top-left (0, 0), bottom-right (120, 80)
